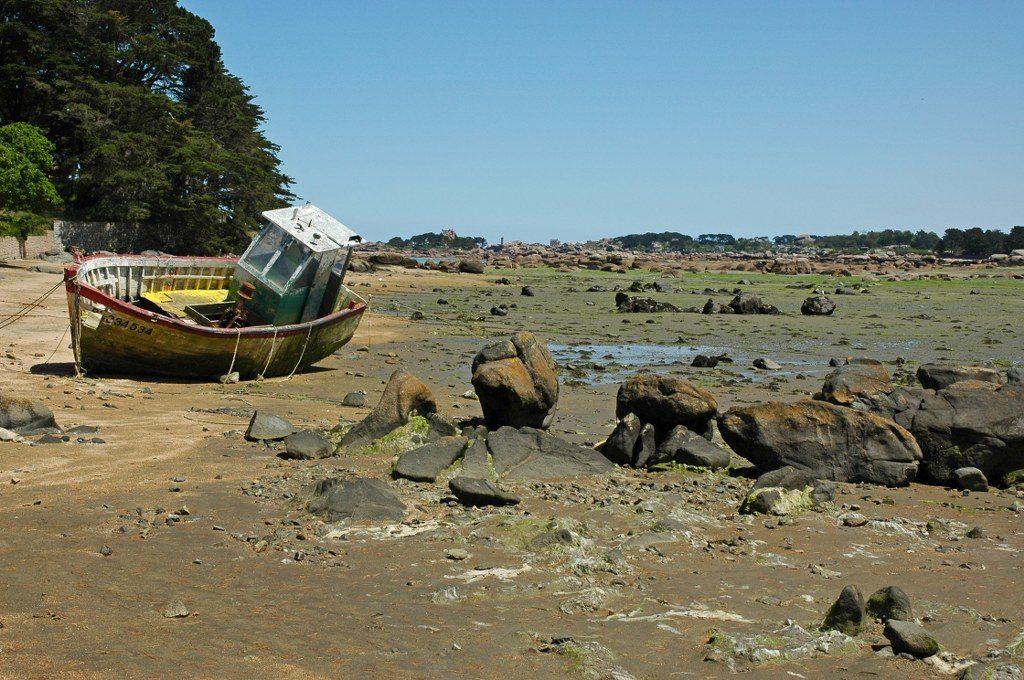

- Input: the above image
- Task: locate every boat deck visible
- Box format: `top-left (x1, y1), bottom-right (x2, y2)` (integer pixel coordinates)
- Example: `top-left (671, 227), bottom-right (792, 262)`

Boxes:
top-left (139, 289), bottom-right (231, 319)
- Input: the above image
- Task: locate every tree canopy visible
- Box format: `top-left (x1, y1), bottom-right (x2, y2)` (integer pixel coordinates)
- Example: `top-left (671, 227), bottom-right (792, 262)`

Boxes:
top-left (0, 121), bottom-right (62, 216)
top-left (0, 0), bottom-right (293, 253)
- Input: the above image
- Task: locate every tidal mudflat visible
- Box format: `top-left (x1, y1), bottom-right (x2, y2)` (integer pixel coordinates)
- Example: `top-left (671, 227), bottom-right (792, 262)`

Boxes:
top-left (1, 261), bottom-right (1022, 679)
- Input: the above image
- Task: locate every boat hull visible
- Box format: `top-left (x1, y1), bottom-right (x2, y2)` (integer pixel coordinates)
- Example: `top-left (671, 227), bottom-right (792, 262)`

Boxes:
top-left (64, 255), bottom-right (365, 379)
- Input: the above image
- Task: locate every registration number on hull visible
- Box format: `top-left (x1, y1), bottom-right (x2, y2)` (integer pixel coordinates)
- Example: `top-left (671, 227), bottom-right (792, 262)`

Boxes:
top-left (103, 314), bottom-right (154, 335)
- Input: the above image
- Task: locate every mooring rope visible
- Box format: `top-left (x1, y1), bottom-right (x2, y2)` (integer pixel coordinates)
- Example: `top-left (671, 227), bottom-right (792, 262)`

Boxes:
top-left (225, 327), bottom-right (242, 377)
top-left (259, 328), bottom-right (279, 378)
top-left (0, 278), bottom-right (64, 331)
top-left (284, 324), bottom-right (314, 380)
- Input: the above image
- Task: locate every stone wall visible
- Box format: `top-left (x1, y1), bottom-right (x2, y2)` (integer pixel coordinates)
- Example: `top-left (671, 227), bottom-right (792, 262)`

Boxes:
top-left (0, 231), bottom-right (57, 260)
top-left (52, 220), bottom-right (171, 254)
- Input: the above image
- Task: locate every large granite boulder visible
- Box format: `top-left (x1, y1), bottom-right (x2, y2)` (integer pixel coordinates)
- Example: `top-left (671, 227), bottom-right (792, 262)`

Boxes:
top-left (616, 374), bottom-right (718, 436)
top-left (341, 370), bottom-right (437, 450)
top-left (0, 395), bottom-right (59, 435)
top-left (917, 364), bottom-right (1003, 390)
top-left (817, 359), bottom-right (892, 409)
top-left (471, 332), bottom-right (559, 429)
top-left (484, 426), bottom-right (615, 481)
top-left (897, 382), bottom-right (1024, 484)
top-left (718, 400), bottom-right (922, 486)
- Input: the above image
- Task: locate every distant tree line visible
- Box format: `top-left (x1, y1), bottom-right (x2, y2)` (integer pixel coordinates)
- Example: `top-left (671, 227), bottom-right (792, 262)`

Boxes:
top-left (386, 231), bottom-right (487, 250)
top-left (0, 0), bottom-right (293, 254)
top-left (610, 227), bottom-right (1024, 259)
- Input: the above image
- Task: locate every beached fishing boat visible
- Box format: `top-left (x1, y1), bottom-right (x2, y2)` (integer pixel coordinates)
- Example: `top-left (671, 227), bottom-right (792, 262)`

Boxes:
top-left (63, 205), bottom-right (366, 379)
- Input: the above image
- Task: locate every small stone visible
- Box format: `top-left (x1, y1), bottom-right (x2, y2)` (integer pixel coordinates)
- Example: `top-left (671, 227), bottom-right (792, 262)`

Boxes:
top-left (342, 392), bottom-right (366, 407)
top-left (954, 467), bottom-right (989, 492)
top-left (445, 548), bottom-right (470, 561)
top-left (752, 357), bottom-right (782, 370)
top-left (966, 526), bottom-right (986, 539)
top-left (841, 513), bottom-right (868, 527)
top-left (99, 545), bottom-right (112, 556)
top-left (162, 601), bottom-right (190, 618)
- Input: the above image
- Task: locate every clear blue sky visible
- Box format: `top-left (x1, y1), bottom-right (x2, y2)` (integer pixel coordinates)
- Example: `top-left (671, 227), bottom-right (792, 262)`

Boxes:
top-left (180, 0), bottom-right (1023, 243)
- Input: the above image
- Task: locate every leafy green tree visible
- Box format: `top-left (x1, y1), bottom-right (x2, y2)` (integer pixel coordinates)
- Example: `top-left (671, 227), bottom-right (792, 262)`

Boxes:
top-left (0, 122), bottom-right (62, 215)
top-left (0, 0), bottom-right (293, 254)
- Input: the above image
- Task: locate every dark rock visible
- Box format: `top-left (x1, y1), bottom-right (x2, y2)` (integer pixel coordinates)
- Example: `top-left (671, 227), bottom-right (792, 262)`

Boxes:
top-left (801, 296), bottom-right (837, 315)
top-left (701, 298), bottom-right (725, 314)
top-left (616, 374), bottom-right (718, 436)
top-left (900, 383), bottom-right (1024, 484)
top-left (0, 395), bottom-right (58, 435)
top-left (521, 286), bottom-right (535, 296)
top-left (718, 400), bottom-right (922, 486)
top-left (282, 429), bottom-right (334, 459)
top-left (752, 466), bottom-right (821, 491)
top-left (369, 253), bottom-right (418, 268)
top-left (917, 364), bottom-right (1003, 390)
top-left (752, 357), bottom-right (782, 370)
top-left (728, 293), bottom-right (781, 315)
top-left (954, 466), bottom-right (989, 492)
top-left (485, 426), bottom-right (615, 481)
top-left (489, 305), bottom-right (509, 316)
top-left (1001, 469), bottom-right (1024, 488)
top-left (307, 478), bottom-right (406, 522)
top-left (615, 293), bottom-right (680, 313)
top-left (655, 426), bottom-right (730, 469)
top-left (457, 259), bottom-right (485, 274)
top-left (392, 436), bottom-right (468, 482)
top-left (884, 620), bottom-right (939, 657)
top-left (866, 586), bottom-right (914, 622)
top-left (35, 433), bottom-right (68, 444)
top-left (1007, 367), bottom-right (1024, 385)
top-left (448, 477), bottom-right (520, 506)
top-left (958, 664), bottom-right (1024, 680)
top-left (601, 413), bottom-right (642, 466)
top-left (822, 585), bottom-right (866, 635)
top-left (690, 354), bottom-right (720, 368)
top-left (471, 332), bottom-right (559, 430)
top-left (340, 370), bottom-right (437, 450)
top-left (632, 422), bottom-right (658, 468)
top-left (342, 391), bottom-right (366, 407)
top-left (245, 411), bottom-right (296, 441)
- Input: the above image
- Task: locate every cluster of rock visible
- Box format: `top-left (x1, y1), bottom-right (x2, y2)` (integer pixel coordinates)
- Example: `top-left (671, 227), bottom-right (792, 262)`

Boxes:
top-left (821, 585), bottom-right (940, 659)
top-left (815, 359), bottom-right (1024, 489)
top-left (353, 241), bottom-right (1021, 277)
top-left (698, 293), bottom-right (781, 315)
top-left (600, 375), bottom-right (729, 470)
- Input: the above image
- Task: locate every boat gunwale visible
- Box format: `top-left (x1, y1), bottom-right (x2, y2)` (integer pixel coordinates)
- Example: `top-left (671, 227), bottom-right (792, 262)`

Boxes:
top-left (64, 254), bottom-right (366, 339)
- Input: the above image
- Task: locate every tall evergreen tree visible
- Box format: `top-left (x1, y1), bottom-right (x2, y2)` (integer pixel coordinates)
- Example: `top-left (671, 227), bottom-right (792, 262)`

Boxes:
top-left (0, 0), bottom-right (293, 253)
